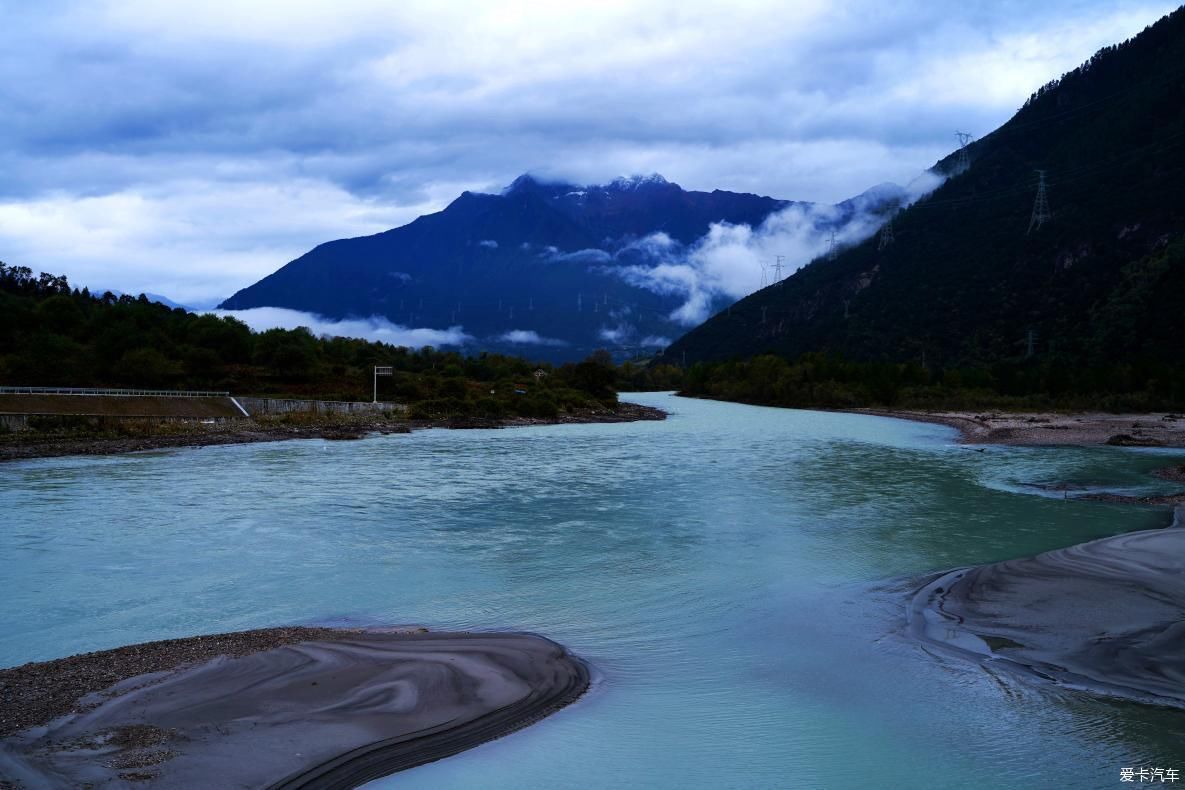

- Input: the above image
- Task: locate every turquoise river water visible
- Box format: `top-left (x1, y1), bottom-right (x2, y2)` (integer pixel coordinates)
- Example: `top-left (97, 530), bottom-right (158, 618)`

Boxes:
top-left (2, 393), bottom-right (1184, 788)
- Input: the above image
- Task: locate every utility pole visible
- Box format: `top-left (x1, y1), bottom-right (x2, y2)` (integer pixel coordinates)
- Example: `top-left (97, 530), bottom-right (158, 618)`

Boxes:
top-left (1028, 170), bottom-right (1051, 234)
top-left (878, 217), bottom-right (895, 250)
top-left (955, 131), bottom-right (975, 173)
top-left (827, 230), bottom-right (839, 261)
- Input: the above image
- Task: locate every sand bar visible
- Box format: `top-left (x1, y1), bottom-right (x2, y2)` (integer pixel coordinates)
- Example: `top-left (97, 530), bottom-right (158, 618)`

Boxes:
top-left (855, 409), bottom-right (1185, 448)
top-left (908, 519), bottom-right (1185, 708)
top-left (0, 627), bottom-right (589, 788)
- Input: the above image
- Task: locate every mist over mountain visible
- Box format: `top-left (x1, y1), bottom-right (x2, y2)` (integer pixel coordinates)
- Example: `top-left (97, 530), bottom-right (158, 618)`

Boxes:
top-left (220, 174), bottom-right (906, 359)
top-left (666, 7), bottom-right (1185, 380)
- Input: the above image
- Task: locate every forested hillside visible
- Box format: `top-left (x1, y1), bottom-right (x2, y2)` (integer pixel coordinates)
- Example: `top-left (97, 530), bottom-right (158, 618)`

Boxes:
top-left (0, 263), bottom-right (619, 419)
top-left (667, 7), bottom-right (1185, 408)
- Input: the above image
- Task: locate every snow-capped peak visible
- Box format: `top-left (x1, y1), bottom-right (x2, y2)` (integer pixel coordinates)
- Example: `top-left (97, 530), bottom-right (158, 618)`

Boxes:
top-left (607, 173), bottom-right (669, 191)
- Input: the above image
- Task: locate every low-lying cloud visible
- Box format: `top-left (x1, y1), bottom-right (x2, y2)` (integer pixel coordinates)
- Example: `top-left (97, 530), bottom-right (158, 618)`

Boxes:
top-left (208, 307), bottom-right (472, 348)
top-left (498, 329), bottom-right (568, 346)
top-left (618, 172), bottom-right (944, 325)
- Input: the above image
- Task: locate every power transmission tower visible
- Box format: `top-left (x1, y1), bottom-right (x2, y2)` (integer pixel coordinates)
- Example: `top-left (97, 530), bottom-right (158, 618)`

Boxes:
top-left (1025, 329), bottom-right (1038, 358)
top-left (955, 131), bottom-right (975, 173)
top-left (1028, 170), bottom-right (1051, 234)
top-left (759, 260), bottom-right (769, 288)
top-left (878, 217), bottom-right (895, 250)
top-left (827, 230), bottom-right (839, 261)
top-left (772, 255), bottom-right (785, 284)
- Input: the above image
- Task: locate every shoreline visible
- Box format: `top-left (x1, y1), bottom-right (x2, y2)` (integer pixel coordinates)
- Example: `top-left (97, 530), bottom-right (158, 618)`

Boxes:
top-left (0, 400), bottom-right (666, 463)
top-left (848, 407), bottom-right (1185, 448)
top-left (0, 626), bottom-right (590, 787)
top-left (855, 408), bottom-right (1185, 505)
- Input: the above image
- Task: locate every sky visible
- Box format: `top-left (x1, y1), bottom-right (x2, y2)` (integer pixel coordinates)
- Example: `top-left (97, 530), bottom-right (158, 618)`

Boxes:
top-left (0, 0), bottom-right (1176, 309)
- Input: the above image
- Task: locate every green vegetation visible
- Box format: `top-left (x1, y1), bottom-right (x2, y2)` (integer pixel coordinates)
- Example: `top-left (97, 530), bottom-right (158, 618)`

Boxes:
top-left (0, 263), bottom-right (619, 420)
top-left (680, 351), bottom-right (1185, 412)
top-left (667, 8), bottom-right (1185, 408)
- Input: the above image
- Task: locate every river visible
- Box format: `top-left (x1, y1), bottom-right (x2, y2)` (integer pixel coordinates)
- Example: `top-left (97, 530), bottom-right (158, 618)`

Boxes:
top-left (2, 392), bottom-right (1183, 788)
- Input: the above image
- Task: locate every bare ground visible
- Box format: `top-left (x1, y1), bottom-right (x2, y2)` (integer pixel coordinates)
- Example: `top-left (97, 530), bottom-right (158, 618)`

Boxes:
top-left (854, 408), bottom-right (1185, 448)
top-left (0, 401), bottom-right (666, 463)
top-left (0, 627), bottom-right (589, 787)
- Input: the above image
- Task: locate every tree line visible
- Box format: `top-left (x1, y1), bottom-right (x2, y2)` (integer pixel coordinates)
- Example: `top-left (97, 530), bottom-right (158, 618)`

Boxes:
top-left (0, 262), bottom-right (618, 419)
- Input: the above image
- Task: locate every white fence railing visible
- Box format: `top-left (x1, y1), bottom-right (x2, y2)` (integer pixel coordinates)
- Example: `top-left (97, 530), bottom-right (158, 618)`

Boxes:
top-left (0, 386), bottom-right (230, 398)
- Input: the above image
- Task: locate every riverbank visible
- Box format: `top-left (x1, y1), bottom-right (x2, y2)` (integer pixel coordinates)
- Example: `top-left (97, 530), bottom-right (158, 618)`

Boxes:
top-left (908, 520), bottom-right (1185, 710)
top-left (858, 408), bottom-right (1185, 504)
top-left (854, 408), bottom-right (1185, 447)
top-left (0, 400), bottom-right (665, 463)
top-left (0, 626), bottom-right (589, 787)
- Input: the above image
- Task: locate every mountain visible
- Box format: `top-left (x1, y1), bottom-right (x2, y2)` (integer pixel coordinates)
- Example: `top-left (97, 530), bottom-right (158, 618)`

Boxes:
top-left (220, 174), bottom-right (898, 360)
top-left (666, 8), bottom-right (1185, 383)
top-left (95, 289), bottom-right (190, 311)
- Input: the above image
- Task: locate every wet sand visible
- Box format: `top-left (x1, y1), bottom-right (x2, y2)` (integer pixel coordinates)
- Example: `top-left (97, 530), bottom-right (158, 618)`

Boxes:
top-left (908, 517), bottom-right (1185, 709)
top-left (858, 409), bottom-right (1185, 447)
top-left (0, 627), bottom-right (589, 788)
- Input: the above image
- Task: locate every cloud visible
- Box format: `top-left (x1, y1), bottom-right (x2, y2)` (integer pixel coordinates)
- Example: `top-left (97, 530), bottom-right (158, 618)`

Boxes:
top-left (544, 248), bottom-right (613, 264)
top-left (0, 179), bottom-right (411, 305)
top-left (498, 329), bottom-right (568, 346)
top-left (0, 1), bottom-right (1175, 302)
top-left (207, 307), bottom-right (472, 347)
top-left (617, 172), bottom-right (943, 325)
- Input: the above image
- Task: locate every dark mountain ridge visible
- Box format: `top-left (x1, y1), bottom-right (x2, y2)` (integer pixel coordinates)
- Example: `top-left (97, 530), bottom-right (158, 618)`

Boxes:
top-left (666, 7), bottom-right (1185, 388)
top-left (221, 174), bottom-right (792, 359)
top-left (221, 174), bottom-right (899, 360)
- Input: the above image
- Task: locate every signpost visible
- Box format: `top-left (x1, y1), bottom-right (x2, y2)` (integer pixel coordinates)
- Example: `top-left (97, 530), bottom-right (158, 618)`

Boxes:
top-left (373, 366), bottom-right (393, 403)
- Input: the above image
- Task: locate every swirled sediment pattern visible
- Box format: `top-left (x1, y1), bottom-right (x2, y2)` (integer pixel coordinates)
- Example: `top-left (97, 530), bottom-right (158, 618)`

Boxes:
top-left (0, 631), bottom-right (589, 788)
top-left (909, 526), bottom-right (1185, 708)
